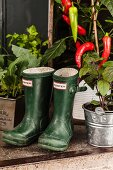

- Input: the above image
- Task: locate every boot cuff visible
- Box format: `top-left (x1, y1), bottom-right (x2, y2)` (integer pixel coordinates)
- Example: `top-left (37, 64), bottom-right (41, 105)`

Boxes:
top-left (54, 68), bottom-right (78, 77)
top-left (23, 67), bottom-right (54, 77)
top-left (53, 68), bottom-right (78, 81)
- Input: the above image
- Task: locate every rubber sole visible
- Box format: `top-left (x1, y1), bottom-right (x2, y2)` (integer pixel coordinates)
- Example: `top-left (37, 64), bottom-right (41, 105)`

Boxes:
top-left (2, 135), bottom-right (38, 146)
top-left (38, 143), bottom-right (68, 152)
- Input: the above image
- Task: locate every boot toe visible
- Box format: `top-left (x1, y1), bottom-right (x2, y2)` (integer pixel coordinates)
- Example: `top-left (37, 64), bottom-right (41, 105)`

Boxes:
top-left (38, 134), bottom-right (69, 151)
top-left (2, 130), bottom-right (31, 146)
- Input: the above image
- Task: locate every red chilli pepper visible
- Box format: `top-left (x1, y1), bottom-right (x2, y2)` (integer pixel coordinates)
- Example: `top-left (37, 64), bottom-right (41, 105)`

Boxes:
top-left (75, 42), bottom-right (95, 68)
top-left (98, 33), bottom-right (111, 68)
top-left (61, 0), bottom-right (72, 14)
top-left (75, 41), bottom-right (81, 49)
top-left (62, 15), bottom-right (86, 36)
top-left (62, 14), bottom-right (70, 25)
top-left (61, 0), bottom-right (70, 6)
top-left (78, 25), bottom-right (86, 36)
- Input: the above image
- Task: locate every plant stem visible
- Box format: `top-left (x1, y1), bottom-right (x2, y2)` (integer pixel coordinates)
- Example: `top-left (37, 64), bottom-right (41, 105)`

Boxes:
top-left (96, 85), bottom-right (102, 106)
top-left (48, 0), bottom-right (54, 67)
top-left (101, 96), bottom-right (105, 109)
top-left (91, 0), bottom-right (99, 55)
top-left (109, 28), bottom-right (113, 35)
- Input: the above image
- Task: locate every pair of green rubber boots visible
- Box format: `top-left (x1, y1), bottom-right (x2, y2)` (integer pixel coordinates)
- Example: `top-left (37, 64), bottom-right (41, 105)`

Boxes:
top-left (2, 67), bottom-right (78, 151)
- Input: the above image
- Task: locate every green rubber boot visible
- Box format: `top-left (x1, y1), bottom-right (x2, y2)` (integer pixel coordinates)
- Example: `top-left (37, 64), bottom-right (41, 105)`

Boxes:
top-left (2, 67), bottom-right (54, 146)
top-left (38, 68), bottom-right (78, 151)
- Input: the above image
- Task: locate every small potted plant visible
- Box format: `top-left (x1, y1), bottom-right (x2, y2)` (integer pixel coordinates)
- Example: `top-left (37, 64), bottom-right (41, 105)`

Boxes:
top-left (80, 50), bottom-right (113, 147)
top-left (74, 1), bottom-right (113, 147)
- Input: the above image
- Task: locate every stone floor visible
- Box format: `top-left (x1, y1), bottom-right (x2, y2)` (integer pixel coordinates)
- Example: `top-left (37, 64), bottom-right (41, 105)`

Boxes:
top-left (0, 125), bottom-right (87, 161)
top-left (1, 125), bottom-right (113, 169)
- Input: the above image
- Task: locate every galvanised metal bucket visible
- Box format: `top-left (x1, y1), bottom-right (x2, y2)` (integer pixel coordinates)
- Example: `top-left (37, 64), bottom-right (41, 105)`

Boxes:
top-left (83, 102), bottom-right (113, 147)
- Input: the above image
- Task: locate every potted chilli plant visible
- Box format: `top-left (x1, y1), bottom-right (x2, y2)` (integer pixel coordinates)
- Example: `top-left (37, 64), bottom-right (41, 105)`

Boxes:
top-left (54, 0), bottom-right (113, 147)
top-left (0, 25), bottom-right (67, 131)
top-left (76, 1), bottom-right (113, 147)
top-left (75, 1), bottom-right (113, 147)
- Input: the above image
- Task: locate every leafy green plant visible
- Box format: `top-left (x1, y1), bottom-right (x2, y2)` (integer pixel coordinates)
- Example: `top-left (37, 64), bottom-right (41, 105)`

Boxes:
top-left (79, 52), bottom-right (113, 110)
top-left (0, 25), bottom-right (67, 98)
top-left (6, 25), bottom-right (48, 57)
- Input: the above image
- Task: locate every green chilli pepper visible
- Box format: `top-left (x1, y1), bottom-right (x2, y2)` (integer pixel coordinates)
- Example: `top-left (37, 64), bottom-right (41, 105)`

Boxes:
top-left (69, 5), bottom-right (78, 43)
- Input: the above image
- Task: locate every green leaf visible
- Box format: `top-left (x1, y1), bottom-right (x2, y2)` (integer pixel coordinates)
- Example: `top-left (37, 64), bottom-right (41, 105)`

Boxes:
top-left (105, 93), bottom-right (113, 101)
top-left (42, 38), bottom-right (66, 65)
top-left (84, 75), bottom-right (96, 89)
top-left (28, 57), bottom-right (42, 68)
top-left (105, 19), bottom-right (113, 23)
top-left (6, 33), bottom-right (19, 39)
top-left (20, 34), bottom-right (28, 42)
top-left (97, 80), bottom-right (110, 96)
top-left (91, 100), bottom-right (100, 106)
top-left (12, 45), bottom-right (30, 58)
top-left (101, 0), bottom-right (113, 17)
top-left (103, 61), bottom-right (113, 67)
top-left (42, 40), bottom-right (48, 46)
top-left (29, 40), bottom-right (38, 47)
top-left (6, 34), bottom-right (12, 38)
top-left (79, 67), bottom-right (89, 78)
top-left (55, 0), bottom-right (61, 4)
top-left (0, 69), bottom-right (7, 80)
top-left (12, 45), bottom-right (35, 58)
top-left (83, 52), bottom-right (101, 64)
top-left (103, 66), bottom-right (113, 82)
top-left (10, 45), bottom-right (42, 76)
top-left (27, 25), bottom-right (38, 36)
top-left (0, 55), bottom-right (5, 68)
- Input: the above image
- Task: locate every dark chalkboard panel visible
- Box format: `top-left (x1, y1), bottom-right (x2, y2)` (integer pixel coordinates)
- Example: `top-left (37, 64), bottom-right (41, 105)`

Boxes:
top-left (0, 0), bottom-right (49, 48)
top-left (0, 0), bottom-right (3, 51)
top-left (0, 1), bottom-right (2, 36)
top-left (6, 0), bottom-right (48, 39)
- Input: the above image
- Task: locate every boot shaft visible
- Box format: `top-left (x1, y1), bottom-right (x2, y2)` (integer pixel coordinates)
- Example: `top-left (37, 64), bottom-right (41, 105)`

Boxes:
top-left (53, 68), bottom-right (78, 120)
top-left (22, 67), bottom-right (54, 119)
top-left (38, 68), bottom-right (79, 151)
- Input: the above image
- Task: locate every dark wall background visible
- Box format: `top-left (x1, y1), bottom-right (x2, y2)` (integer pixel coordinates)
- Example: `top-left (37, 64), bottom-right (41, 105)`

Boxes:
top-left (0, 0), bottom-right (49, 50)
top-left (0, 1), bottom-right (2, 36)
top-left (0, 0), bottom-right (2, 49)
top-left (7, 0), bottom-right (48, 39)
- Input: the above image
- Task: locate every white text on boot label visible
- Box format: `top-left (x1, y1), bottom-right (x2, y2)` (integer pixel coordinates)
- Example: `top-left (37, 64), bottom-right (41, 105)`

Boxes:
top-left (22, 79), bottom-right (33, 87)
top-left (53, 81), bottom-right (67, 90)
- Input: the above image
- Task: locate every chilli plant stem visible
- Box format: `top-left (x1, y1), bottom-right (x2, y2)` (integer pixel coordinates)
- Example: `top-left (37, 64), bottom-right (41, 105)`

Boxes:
top-left (91, 0), bottom-right (99, 55)
top-left (96, 85), bottom-right (103, 107)
top-left (101, 96), bottom-right (105, 109)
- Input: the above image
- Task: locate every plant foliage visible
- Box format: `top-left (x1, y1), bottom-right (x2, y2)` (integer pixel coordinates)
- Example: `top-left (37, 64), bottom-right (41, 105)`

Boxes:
top-left (42, 38), bottom-right (66, 65)
top-left (0, 25), bottom-right (66, 98)
top-left (101, 0), bottom-right (113, 17)
top-left (54, 0), bottom-right (113, 110)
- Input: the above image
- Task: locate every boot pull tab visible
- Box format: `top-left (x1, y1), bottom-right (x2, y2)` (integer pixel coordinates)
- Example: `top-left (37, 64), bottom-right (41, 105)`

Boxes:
top-left (77, 86), bottom-right (87, 92)
top-left (69, 85), bottom-right (77, 94)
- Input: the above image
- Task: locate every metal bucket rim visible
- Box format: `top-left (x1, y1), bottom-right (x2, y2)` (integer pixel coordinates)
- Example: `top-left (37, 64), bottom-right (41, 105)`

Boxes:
top-left (0, 95), bottom-right (24, 101)
top-left (82, 102), bottom-right (113, 114)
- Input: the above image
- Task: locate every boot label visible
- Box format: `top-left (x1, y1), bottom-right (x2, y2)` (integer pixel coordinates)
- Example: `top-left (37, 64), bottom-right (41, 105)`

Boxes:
top-left (22, 79), bottom-right (33, 87)
top-left (53, 81), bottom-right (67, 90)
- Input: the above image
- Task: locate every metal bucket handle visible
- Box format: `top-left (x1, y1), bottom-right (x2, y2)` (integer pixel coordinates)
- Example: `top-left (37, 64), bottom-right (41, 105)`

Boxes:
top-left (95, 107), bottom-right (105, 116)
top-left (95, 107), bottom-right (108, 123)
